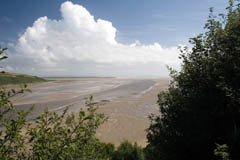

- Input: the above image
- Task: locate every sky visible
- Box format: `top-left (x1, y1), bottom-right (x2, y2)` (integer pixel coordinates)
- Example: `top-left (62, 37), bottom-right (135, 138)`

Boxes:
top-left (0, 0), bottom-right (228, 77)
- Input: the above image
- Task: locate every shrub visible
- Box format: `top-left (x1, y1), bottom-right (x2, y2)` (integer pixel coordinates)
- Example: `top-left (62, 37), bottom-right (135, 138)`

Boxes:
top-left (0, 48), bottom-right (113, 159)
top-left (112, 141), bottom-right (145, 160)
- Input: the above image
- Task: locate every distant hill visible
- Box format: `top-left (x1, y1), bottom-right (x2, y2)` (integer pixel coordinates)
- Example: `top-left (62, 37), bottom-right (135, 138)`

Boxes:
top-left (0, 72), bottom-right (46, 85)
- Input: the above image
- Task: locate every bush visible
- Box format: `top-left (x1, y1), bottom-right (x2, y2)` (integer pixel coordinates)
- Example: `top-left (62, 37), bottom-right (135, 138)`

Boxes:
top-left (0, 48), bottom-right (114, 159)
top-left (146, 1), bottom-right (240, 160)
top-left (214, 144), bottom-right (230, 160)
top-left (0, 84), bottom-right (32, 159)
top-left (112, 141), bottom-right (145, 160)
top-left (0, 86), bottom-right (111, 159)
top-left (26, 96), bottom-right (107, 159)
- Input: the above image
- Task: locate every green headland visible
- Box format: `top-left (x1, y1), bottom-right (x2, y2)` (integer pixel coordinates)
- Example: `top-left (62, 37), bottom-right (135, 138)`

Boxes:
top-left (0, 72), bottom-right (46, 85)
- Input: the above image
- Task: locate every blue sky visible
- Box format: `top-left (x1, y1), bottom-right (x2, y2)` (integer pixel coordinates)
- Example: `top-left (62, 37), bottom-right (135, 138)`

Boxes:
top-left (0, 0), bottom-right (230, 77)
top-left (0, 0), bottom-right (228, 47)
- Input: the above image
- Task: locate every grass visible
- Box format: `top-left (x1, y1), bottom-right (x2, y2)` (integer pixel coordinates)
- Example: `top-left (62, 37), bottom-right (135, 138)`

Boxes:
top-left (0, 72), bottom-right (46, 85)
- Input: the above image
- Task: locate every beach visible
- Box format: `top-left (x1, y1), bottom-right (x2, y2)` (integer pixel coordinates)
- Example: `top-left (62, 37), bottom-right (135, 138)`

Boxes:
top-left (11, 78), bottom-right (169, 146)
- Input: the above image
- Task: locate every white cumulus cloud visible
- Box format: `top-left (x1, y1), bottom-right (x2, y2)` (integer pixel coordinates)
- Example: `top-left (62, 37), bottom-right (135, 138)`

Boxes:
top-left (3, 1), bottom-right (181, 77)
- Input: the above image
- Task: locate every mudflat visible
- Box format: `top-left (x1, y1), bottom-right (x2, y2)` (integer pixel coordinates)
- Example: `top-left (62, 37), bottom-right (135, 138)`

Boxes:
top-left (10, 77), bottom-right (169, 147)
top-left (96, 79), bottom-right (169, 147)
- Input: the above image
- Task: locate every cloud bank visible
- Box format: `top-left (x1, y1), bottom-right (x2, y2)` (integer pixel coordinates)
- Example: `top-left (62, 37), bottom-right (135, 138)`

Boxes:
top-left (4, 1), bottom-right (181, 77)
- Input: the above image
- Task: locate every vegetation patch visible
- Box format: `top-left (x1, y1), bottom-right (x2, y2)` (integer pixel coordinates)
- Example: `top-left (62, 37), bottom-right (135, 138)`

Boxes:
top-left (0, 72), bottom-right (46, 85)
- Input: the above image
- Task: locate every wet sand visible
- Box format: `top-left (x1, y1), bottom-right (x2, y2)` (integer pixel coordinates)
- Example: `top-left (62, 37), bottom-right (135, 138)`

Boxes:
top-left (96, 79), bottom-right (169, 147)
top-left (10, 78), bottom-right (169, 147)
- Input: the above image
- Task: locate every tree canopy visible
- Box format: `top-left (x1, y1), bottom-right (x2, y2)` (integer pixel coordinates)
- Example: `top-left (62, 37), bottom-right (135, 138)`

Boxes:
top-left (146, 1), bottom-right (240, 160)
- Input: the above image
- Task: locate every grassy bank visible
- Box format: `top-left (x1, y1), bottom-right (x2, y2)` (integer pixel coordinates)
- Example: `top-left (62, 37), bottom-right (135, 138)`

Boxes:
top-left (0, 72), bottom-right (46, 85)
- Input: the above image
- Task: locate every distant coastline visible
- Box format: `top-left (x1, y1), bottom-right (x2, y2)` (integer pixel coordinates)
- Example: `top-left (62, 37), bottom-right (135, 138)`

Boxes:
top-left (43, 76), bottom-right (116, 79)
top-left (0, 72), bottom-right (46, 85)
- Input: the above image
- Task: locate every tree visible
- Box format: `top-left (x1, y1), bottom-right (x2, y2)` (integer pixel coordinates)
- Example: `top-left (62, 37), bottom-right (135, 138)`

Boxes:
top-left (146, 1), bottom-right (240, 160)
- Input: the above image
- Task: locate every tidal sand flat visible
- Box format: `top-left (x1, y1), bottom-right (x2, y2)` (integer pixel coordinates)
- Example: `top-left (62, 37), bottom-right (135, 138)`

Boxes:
top-left (96, 79), bottom-right (169, 147)
top-left (11, 78), bottom-right (169, 146)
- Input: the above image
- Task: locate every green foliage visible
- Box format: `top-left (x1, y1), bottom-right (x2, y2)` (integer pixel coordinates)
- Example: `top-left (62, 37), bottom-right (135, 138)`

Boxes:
top-left (112, 141), bottom-right (145, 160)
top-left (0, 86), bottom-right (111, 159)
top-left (97, 142), bottom-right (115, 160)
top-left (0, 84), bottom-right (32, 159)
top-left (0, 48), bottom-right (8, 62)
top-left (0, 47), bottom-right (7, 72)
top-left (26, 96), bottom-right (108, 160)
top-left (146, 1), bottom-right (240, 160)
top-left (214, 144), bottom-right (230, 160)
